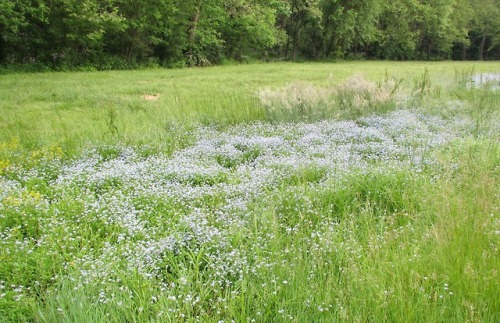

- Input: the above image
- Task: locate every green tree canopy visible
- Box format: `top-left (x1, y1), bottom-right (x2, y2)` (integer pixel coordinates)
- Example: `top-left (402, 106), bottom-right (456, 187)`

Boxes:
top-left (1, 0), bottom-right (498, 70)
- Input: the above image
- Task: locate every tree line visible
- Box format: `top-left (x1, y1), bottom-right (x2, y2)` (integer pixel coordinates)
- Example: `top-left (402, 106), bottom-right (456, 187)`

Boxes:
top-left (1, 0), bottom-right (499, 70)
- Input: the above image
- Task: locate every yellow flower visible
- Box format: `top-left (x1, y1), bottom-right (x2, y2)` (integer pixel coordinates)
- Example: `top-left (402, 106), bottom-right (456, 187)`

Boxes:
top-left (10, 138), bottom-right (19, 149)
top-left (31, 150), bottom-right (43, 159)
top-left (0, 159), bottom-right (10, 174)
top-left (28, 191), bottom-right (42, 201)
top-left (4, 196), bottom-right (22, 207)
top-left (48, 145), bottom-right (64, 159)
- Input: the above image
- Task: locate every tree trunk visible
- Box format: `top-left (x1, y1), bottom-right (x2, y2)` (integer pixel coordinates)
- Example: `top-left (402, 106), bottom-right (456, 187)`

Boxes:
top-left (292, 28), bottom-right (299, 61)
top-left (479, 35), bottom-right (486, 61)
top-left (288, 2), bottom-right (299, 60)
top-left (188, 7), bottom-right (200, 45)
top-left (324, 31), bottom-right (336, 58)
top-left (285, 34), bottom-right (290, 59)
top-left (291, 16), bottom-right (302, 61)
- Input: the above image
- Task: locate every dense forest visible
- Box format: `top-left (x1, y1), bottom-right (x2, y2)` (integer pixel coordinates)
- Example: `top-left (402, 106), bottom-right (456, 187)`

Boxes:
top-left (1, 0), bottom-right (499, 70)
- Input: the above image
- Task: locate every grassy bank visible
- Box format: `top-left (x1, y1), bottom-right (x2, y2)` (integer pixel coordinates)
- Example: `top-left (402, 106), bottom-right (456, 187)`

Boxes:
top-left (0, 62), bottom-right (499, 322)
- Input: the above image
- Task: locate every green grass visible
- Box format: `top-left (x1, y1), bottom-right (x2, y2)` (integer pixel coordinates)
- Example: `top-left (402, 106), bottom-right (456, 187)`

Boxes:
top-left (0, 61), bottom-right (499, 322)
top-left (1, 61), bottom-right (498, 151)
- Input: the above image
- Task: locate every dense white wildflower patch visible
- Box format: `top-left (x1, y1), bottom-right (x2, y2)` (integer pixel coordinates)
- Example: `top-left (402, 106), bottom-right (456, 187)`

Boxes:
top-left (0, 108), bottom-right (487, 315)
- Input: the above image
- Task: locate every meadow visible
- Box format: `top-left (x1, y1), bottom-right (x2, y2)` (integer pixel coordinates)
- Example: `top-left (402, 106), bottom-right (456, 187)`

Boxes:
top-left (0, 61), bottom-right (499, 322)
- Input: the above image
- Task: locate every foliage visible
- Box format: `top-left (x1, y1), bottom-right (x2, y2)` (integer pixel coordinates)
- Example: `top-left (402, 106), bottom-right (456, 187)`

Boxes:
top-left (468, 0), bottom-right (500, 60)
top-left (1, 0), bottom-right (499, 70)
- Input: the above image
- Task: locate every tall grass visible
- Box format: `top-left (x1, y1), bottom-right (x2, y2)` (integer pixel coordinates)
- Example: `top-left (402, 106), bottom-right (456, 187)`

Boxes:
top-left (257, 74), bottom-right (401, 122)
top-left (0, 62), bottom-right (499, 322)
top-left (1, 61), bottom-right (498, 151)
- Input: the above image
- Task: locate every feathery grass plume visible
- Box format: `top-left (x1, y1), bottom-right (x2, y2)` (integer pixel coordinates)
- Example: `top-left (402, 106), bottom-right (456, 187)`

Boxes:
top-left (257, 81), bottom-right (336, 122)
top-left (258, 74), bottom-right (401, 122)
top-left (336, 74), bottom-right (398, 117)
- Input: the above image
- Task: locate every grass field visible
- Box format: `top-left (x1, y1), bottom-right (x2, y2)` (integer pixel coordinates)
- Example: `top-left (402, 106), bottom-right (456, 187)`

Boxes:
top-left (0, 61), bottom-right (499, 322)
top-left (1, 61), bottom-right (498, 150)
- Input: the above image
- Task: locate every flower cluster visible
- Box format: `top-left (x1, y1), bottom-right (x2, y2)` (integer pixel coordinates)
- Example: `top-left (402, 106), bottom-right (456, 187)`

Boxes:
top-left (0, 108), bottom-right (481, 318)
